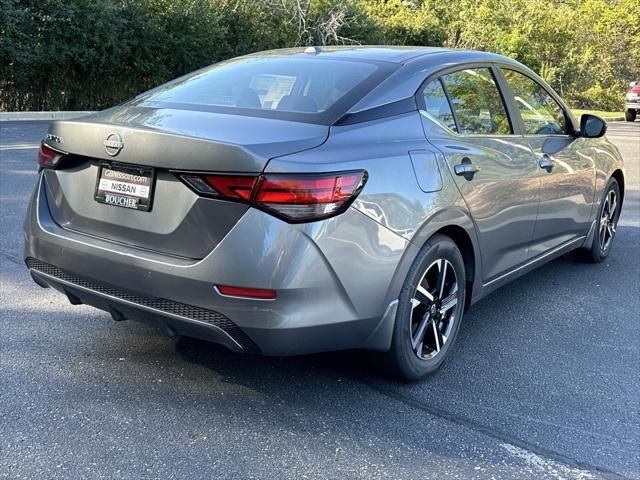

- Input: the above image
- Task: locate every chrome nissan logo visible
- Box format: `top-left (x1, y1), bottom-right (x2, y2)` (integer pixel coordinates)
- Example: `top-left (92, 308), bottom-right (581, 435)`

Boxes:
top-left (103, 132), bottom-right (124, 156)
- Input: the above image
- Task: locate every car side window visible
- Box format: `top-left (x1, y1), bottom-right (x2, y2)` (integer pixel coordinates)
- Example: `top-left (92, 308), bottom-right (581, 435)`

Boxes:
top-left (440, 68), bottom-right (511, 135)
top-left (420, 79), bottom-right (457, 131)
top-left (502, 69), bottom-right (567, 135)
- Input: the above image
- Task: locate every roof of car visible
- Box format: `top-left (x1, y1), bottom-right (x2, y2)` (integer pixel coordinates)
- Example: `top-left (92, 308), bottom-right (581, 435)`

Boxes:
top-left (244, 46), bottom-right (453, 63)
top-left (244, 46), bottom-right (520, 68)
top-left (240, 46), bottom-right (528, 118)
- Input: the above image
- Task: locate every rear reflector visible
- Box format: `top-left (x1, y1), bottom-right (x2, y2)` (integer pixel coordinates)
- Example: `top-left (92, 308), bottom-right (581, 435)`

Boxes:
top-left (174, 170), bottom-right (367, 223)
top-left (216, 285), bottom-right (277, 300)
top-left (37, 143), bottom-right (67, 169)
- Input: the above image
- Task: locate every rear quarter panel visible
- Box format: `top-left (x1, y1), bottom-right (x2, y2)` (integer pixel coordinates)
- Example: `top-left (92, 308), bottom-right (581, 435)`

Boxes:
top-left (264, 112), bottom-right (483, 313)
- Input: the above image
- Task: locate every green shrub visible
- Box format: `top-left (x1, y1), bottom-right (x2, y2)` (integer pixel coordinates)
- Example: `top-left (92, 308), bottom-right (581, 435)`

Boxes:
top-left (1, 0), bottom-right (638, 111)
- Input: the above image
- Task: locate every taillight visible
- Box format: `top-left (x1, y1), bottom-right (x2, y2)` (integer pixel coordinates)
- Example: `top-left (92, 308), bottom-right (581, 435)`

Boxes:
top-left (174, 170), bottom-right (367, 223)
top-left (180, 174), bottom-right (256, 201)
top-left (254, 172), bottom-right (366, 222)
top-left (37, 143), bottom-right (67, 169)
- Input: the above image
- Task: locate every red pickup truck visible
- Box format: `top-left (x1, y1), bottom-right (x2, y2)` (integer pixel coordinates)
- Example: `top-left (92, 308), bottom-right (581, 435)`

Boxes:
top-left (626, 81), bottom-right (640, 121)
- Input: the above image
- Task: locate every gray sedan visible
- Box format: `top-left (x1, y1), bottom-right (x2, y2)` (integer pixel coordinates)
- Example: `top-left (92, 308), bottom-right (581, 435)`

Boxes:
top-left (25, 46), bottom-right (625, 380)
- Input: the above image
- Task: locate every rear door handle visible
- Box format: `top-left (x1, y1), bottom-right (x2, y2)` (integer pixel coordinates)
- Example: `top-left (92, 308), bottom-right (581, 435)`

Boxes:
top-left (454, 161), bottom-right (479, 178)
top-left (538, 155), bottom-right (554, 172)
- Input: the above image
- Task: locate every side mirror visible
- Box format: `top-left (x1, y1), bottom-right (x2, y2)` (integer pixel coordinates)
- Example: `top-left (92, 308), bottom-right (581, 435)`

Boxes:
top-left (630, 81), bottom-right (638, 88)
top-left (580, 114), bottom-right (607, 138)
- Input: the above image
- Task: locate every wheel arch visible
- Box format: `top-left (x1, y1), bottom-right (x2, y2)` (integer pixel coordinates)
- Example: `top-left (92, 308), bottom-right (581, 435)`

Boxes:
top-left (611, 169), bottom-right (625, 208)
top-left (433, 225), bottom-right (476, 310)
top-left (365, 208), bottom-right (482, 352)
top-left (404, 206), bottom-right (482, 309)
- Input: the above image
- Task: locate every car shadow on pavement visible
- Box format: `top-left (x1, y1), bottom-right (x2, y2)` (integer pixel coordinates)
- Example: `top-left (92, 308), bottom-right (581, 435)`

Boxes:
top-left (175, 336), bottom-right (382, 382)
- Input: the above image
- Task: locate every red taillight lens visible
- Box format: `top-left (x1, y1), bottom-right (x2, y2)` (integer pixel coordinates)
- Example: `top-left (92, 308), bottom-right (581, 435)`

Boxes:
top-left (202, 175), bottom-right (256, 200)
top-left (37, 143), bottom-right (66, 169)
top-left (216, 285), bottom-right (277, 300)
top-left (255, 174), bottom-right (360, 204)
top-left (254, 171), bottom-right (367, 222)
top-left (174, 170), bottom-right (367, 223)
top-left (178, 174), bottom-right (258, 201)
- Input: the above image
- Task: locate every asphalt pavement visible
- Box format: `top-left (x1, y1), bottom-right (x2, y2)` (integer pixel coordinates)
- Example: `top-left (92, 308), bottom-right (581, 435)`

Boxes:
top-left (1, 120), bottom-right (638, 480)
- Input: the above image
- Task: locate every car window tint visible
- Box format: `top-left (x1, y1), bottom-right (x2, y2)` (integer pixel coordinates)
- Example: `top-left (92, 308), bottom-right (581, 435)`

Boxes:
top-left (502, 69), bottom-right (566, 135)
top-left (440, 68), bottom-right (511, 135)
top-left (420, 79), bottom-right (457, 131)
top-left (141, 57), bottom-right (378, 115)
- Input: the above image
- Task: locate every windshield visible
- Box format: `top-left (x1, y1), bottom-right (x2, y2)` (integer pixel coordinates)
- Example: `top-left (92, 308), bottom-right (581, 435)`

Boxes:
top-left (136, 56), bottom-right (394, 124)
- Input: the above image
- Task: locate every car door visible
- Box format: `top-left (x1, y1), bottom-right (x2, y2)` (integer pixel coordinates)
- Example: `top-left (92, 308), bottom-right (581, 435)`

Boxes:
top-left (499, 68), bottom-right (595, 257)
top-left (419, 66), bottom-right (540, 283)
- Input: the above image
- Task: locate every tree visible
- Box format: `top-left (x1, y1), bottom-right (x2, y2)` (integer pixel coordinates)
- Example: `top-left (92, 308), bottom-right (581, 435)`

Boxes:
top-left (1, 0), bottom-right (637, 111)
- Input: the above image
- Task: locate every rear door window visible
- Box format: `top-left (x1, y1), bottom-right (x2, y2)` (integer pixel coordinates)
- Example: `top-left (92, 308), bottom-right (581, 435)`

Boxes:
top-left (440, 68), bottom-right (512, 135)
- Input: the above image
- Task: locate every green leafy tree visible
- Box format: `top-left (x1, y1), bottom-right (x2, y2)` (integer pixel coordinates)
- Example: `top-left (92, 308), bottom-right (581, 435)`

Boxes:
top-left (1, 0), bottom-right (637, 111)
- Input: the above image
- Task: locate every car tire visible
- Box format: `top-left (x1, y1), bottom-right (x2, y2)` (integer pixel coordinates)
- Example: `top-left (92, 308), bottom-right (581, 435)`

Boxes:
top-left (386, 234), bottom-right (466, 381)
top-left (625, 109), bottom-right (637, 122)
top-left (578, 178), bottom-right (621, 263)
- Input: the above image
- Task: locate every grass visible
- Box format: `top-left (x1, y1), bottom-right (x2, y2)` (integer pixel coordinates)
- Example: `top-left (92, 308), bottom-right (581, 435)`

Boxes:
top-left (570, 109), bottom-right (624, 119)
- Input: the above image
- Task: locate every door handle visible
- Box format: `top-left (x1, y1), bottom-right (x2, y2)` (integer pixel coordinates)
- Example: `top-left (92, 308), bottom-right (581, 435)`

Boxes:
top-left (538, 155), bottom-right (554, 172)
top-left (454, 159), bottom-right (479, 179)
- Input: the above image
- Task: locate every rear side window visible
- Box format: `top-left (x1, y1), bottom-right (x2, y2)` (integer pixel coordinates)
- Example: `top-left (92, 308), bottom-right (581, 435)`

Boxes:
top-left (440, 68), bottom-right (511, 135)
top-left (420, 79), bottom-right (457, 131)
top-left (502, 69), bottom-right (567, 135)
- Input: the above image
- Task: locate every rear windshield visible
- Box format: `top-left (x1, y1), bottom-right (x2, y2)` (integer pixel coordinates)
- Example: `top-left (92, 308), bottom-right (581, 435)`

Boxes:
top-left (136, 56), bottom-right (395, 124)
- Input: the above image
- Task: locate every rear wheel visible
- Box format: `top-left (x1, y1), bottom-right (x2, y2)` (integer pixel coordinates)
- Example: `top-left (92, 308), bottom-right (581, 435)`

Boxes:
top-left (387, 234), bottom-right (466, 381)
top-left (626, 109), bottom-right (637, 122)
top-left (578, 178), bottom-right (620, 263)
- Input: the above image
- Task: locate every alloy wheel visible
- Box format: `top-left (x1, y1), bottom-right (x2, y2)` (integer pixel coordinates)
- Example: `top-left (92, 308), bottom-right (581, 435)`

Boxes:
top-left (599, 190), bottom-right (618, 251)
top-left (410, 259), bottom-right (459, 360)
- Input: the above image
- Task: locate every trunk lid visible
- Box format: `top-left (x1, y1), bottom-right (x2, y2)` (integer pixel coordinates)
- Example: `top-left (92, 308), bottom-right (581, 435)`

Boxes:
top-left (48, 105), bottom-right (328, 171)
top-left (42, 106), bottom-right (328, 259)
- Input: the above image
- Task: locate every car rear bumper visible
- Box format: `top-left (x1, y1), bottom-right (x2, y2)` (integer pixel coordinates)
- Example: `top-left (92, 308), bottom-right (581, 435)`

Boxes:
top-left (27, 257), bottom-right (260, 353)
top-left (25, 174), bottom-right (407, 355)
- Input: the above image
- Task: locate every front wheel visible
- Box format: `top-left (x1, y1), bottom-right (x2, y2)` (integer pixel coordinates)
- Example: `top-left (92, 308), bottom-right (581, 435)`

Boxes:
top-left (386, 234), bottom-right (466, 381)
top-left (625, 109), bottom-right (637, 122)
top-left (578, 178), bottom-right (621, 263)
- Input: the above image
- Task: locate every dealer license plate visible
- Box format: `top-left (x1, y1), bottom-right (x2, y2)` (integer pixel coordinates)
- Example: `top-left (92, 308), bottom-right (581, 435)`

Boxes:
top-left (94, 162), bottom-right (155, 211)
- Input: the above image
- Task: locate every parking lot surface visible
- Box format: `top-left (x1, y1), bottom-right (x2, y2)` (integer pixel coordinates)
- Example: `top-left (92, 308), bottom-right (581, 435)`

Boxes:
top-left (1, 120), bottom-right (638, 479)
